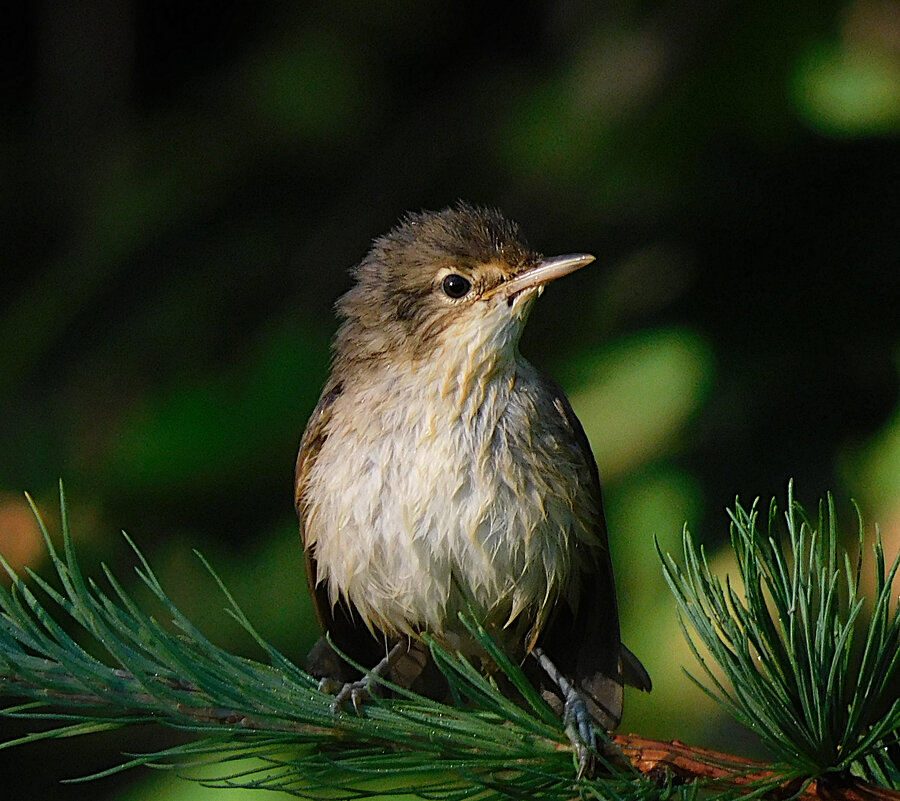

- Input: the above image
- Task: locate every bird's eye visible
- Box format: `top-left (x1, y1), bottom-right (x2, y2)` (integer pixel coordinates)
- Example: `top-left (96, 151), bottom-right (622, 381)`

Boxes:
top-left (441, 274), bottom-right (471, 299)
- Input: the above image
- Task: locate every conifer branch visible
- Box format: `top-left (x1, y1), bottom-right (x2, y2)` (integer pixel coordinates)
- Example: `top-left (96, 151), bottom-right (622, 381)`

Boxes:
top-left (615, 734), bottom-right (900, 800)
top-left (1, 481), bottom-right (899, 799)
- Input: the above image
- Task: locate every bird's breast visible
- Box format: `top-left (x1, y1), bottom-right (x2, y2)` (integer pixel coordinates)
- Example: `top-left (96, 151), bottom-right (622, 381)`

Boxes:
top-left (301, 356), bottom-right (600, 650)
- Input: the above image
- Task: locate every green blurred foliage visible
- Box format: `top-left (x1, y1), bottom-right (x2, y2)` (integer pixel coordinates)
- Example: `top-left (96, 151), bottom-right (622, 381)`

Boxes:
top-left (109, 318), bottom-right (328, 494)
top-left (1, 0), bottom-right (899, 798)
top-left (565, 327), bottom-right (714, 477)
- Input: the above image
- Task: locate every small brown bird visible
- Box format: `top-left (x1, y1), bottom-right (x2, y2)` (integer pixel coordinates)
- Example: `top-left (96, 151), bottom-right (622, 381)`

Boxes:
top-left (295, 203), bottom-right (650, 772)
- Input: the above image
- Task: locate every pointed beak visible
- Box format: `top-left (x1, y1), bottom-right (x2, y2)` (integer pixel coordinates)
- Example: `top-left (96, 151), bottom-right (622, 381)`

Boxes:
top-left (484, 253), bottom-right (596, 301)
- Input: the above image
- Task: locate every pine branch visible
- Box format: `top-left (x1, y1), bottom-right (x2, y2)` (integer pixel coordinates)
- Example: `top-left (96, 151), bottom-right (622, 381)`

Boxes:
top-left (1, 481), bottom-right (899, 800)
top-left (0, 484), bottom-right (653, 799)
top-left (615, 734), bottom-right (900, 800)
top-left (660, 481), bottom-right (900, 793)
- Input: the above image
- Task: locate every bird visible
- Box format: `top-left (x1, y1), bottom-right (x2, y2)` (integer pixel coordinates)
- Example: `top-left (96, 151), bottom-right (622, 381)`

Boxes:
top-left (294, 202), bottom-right (650, 774)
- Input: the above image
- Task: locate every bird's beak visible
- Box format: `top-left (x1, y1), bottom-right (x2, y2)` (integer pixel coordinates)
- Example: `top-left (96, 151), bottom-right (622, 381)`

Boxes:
top-left (485, 253), bottom-right (596, 301)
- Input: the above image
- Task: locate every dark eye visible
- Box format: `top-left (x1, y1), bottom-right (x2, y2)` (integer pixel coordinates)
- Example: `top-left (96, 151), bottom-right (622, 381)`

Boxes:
top-left (441, 273), bottom-right (471, 299)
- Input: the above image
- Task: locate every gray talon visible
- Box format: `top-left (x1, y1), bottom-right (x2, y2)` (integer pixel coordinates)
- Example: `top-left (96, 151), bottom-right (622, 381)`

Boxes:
top-left (563, 690), bottom-right (597, 778)
top-left (317, 677), bottom-right (343, 695)
top-left (319, 642), bottom-right (410, 715)
top-left (532, 646), bottom-right (600, 778)
top-left (328, 675), bottom-right (378, 714)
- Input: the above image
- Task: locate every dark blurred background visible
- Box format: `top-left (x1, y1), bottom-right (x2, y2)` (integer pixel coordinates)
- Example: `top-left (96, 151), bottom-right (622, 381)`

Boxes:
top-left (2, 1), bottom-right (900, 799)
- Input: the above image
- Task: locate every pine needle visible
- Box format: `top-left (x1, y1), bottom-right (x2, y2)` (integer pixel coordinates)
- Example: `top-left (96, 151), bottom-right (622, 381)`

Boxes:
top-left (660, 481), bottom-right (900, 787)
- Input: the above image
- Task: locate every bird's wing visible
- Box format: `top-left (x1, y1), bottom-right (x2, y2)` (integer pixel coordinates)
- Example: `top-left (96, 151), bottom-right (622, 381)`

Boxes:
top-left (294, 380), bottom-right (384, 673)
top-left (534, 376), bottom-right (651, 730)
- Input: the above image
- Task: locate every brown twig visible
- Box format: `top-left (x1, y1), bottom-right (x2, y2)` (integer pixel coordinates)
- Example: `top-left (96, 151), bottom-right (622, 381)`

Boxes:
top-left (614, 733), bottom-right (900, 800)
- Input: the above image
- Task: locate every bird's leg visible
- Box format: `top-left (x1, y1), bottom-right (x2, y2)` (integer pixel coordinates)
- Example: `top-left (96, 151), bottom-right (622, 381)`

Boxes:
top-left (319, 639), bottom-right (410, 715)
top-left (532, 647), bottom-right (598, 778)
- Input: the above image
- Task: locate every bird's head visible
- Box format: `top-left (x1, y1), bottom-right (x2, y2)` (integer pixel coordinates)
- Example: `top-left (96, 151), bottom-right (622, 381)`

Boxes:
top-left (332, 203), bottom-right (594, 370)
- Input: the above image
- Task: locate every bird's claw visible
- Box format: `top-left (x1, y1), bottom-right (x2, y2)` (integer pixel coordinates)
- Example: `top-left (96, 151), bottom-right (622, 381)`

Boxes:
top-left (317, 641), bottom-right (408, 715)
top-left (562, 689), bottom-right (598, 779)
top-left (562, 693), bottom-right (632, 777)
top-left (319, 675), bottom-right (379, 715)
top-left (532, 646), bottom-right (603, 778)
top-left (319, 672), bottom-right (384, 714)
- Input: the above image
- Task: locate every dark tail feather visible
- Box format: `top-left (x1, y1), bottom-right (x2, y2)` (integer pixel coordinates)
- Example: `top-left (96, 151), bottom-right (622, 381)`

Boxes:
top-left (620, 644), bottom-right (652, 692)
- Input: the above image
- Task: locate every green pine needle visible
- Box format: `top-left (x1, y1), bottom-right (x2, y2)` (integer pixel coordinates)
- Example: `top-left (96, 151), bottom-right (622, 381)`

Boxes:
top-left (0, 483), bottom-right (667, 799)
top-left (660, 481), bottom-right (900, 787)
top-left (3, 481), bottom-right (899, 797)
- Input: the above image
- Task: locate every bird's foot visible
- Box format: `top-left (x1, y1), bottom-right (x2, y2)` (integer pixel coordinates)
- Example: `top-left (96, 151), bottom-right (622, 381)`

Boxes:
top-left (532, 646), bottom-right (603, 779)
top-left (561, 688), bottom-right (598, 779)
top-left (318, 640), bottom-right (407, 715)
top-left (319, 674), bottom-right (380, 715)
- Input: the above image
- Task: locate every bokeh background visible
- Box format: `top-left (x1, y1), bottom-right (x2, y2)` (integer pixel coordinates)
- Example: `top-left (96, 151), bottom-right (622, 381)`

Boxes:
top-left (2, 1), bottom-right (900, 798)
